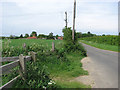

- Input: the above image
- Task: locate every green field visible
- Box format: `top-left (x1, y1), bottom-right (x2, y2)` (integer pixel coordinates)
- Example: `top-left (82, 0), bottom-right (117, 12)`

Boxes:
top-left (80, 35), bottom-right (119, 46)
top-left (2, 39), bottom-right (63, 57)
top-left (80, 36), bottom-right (119, 52)
top-left (2, 39), bottom-right (90, 88)
top-left (2, 39), bottom-right (62, 49)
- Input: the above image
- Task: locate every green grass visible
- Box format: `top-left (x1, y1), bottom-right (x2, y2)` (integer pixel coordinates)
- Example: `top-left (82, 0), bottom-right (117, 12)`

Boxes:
top-left (46, 52), bottom-right (88, 78)
top-left (37, 50), bottom-right (89, 88)
top-left (2, 39), bottom-right (90, 88)
top-left (80, 40), bottom-right (119, 52)
top-left (2, 39), bottom-right (62, 49)
top-left (48, 52), bottom-right (90, 88)
top-left (56, 80), bottom-right (91, 88)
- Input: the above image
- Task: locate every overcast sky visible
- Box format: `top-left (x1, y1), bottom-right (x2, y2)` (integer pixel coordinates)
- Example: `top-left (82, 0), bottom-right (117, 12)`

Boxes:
top-left (0, 0), bottom-right (119, 36)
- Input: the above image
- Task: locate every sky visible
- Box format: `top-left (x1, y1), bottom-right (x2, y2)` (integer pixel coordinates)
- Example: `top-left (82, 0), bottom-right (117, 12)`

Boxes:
top-left (0, 0), bottom-right (119, 36)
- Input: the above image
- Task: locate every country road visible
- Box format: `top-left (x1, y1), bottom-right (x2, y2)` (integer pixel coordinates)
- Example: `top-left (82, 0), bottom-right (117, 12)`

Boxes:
top-left (81, 43), bottom-right (119, 88)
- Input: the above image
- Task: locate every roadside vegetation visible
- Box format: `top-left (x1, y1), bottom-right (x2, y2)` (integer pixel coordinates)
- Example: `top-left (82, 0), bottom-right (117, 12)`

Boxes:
top-left (2, 27), bottom-right (90, 88)
top-left (80, 35), bottom-right (119, 52)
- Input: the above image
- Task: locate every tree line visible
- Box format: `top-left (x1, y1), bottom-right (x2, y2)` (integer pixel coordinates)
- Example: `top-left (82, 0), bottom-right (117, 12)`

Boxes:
top-left (1, 31), bottom-right (59, 40)
top-left (1, 31), bottom-right (102, 40)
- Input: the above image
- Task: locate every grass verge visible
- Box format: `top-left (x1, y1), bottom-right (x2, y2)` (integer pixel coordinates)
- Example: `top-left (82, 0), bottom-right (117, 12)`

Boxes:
top-left (45, 52), bottom-right (90, 88)
top-left (80, 40), bottom-right (119, 52)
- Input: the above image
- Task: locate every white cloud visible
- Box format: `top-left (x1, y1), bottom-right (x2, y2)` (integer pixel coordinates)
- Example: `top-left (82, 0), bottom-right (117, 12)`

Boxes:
top-left (1, 0), bottom-right (118, 36)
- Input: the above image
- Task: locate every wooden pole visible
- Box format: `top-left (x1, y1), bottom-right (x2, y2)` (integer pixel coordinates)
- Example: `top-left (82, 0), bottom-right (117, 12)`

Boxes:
top-left (72, 0), bottom-right (76, 41)
top-left (52, 42), bottom-right (55, 52)
top-left (30, 51), bottom-right (37, 62)
top-left (65, 12), bottom-right (68, 28)
top-left (19, 54), bottom-right (26, 80)
top-left (19, 54), bottom-right (26, 73)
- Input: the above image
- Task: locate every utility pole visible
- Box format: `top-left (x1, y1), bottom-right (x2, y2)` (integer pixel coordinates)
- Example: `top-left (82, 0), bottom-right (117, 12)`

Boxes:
top-left (72, 0), bottom-right (76, 41)
top-left (65, 11), bottom-right (68, 28)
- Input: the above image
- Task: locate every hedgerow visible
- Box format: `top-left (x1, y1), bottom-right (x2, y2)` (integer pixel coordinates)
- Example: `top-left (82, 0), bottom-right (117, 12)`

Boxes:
top-left (81, 35), bottom-right (119, 46)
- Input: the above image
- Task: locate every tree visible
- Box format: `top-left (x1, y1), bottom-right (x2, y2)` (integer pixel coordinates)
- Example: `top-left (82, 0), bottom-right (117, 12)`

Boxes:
top-left (62, 27), bottom-right (72, 42)
top-left (55, 35), bottom-right (59, 39)
top-left (62, 27), bottom-right (87, 56)
top-left (24, 34), bottom-right (29, 38)
top-left (20, 34), bottom-right (23, 38)
top-left (38, 34), bottom-right (46, 39)
top-left (30, 31), bottom-right (37, 37)
top-left (47, 32), bottom-right (54, 39)
top-left (102, 34), bottom-right (105, 36)
top-left (10, 35), bottom-right (14, 39)
top-left (87, 31), bottom-right (91, 34)
top-left (76, 32), bottom-right (82, 38)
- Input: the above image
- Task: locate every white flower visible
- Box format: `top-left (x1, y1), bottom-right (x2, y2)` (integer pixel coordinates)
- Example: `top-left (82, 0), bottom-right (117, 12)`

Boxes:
top-left (48, 82), bottom-right (52, 85)
top-left (48, 80), bottom-right (56, 84)
top-left (43, 86), bottom-right (46, 89)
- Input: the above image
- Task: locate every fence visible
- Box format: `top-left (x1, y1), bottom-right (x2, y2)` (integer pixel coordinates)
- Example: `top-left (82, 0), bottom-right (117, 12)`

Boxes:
top-left (0, 51), bottom-right (37, 89)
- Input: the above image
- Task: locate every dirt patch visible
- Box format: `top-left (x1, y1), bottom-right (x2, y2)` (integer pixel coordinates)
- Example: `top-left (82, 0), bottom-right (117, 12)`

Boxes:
top-left (74, 57), bottom-right (95, 88)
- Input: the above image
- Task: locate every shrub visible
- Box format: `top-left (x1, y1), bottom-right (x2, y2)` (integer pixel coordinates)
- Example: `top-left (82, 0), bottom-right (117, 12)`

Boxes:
top-left (62, 27), bottom-right (86, 56)
top-left (12, 61), bottom-right (56, 88)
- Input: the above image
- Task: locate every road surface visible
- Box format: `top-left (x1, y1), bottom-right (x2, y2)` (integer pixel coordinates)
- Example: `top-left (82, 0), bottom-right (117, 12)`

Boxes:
top-left (81, 43), bottom-right (119, 88)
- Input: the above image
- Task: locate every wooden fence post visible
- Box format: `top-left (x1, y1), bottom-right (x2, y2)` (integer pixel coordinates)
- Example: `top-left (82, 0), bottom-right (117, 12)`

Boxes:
top-left (52, 42), bottom-right (55, 52)
top-left (23, 43), bottom-right (26, 49)
top-left (30, 51), bottom-right (37, 62)
top-left (19, 54), bottom-right (26, 80)
top-left (28, 52), bottom-right (30, 56)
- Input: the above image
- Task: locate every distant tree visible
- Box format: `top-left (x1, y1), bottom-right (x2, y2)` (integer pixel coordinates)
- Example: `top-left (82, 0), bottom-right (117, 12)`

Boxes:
top-left (38, 34), bottom-right (46, 39)
top-left (102, 34), bottom-right (105, 36)
top-left (47, 32), bottom-right (54, 39)
top-left (82, 33), bottom-right (88, 37)
top-left (30, 31), bottom-right (37, 37)
top-left (76, 32), bottom-right (82, 38)
top-left (20, 34), bottom-right (23, 38)
top-left (55, 35), bottom-right (59, 39)
top-left (10, 35), bottom-right (14, 39)
top-left (24, 34), bottom-right (29, 38)
top-left (14, 36), bottom-right (19, 39)
top-left (87, 31), bottom-right (91, 34)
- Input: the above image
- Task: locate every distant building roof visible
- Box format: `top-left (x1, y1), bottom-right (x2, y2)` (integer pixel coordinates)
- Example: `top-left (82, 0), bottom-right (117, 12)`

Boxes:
top-left (27, 36), bottom-right (37, 39)
top-left (58, 36), bottom-right (63, 40)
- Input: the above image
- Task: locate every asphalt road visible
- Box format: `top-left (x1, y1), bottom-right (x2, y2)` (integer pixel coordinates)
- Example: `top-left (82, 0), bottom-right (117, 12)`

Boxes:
top-left (81, 43), bottom-right (119, 88)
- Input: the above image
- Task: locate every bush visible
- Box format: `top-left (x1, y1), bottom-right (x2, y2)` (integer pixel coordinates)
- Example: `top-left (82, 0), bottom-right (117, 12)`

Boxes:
top-left (62, 27), bottom-right (86, 56)
top-left (12, 61), bottom-right (57, 88)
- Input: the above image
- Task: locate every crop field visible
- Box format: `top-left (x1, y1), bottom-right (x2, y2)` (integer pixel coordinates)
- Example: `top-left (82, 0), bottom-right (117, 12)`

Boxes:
top-left (2, 39), bottom-right (62, 48)
top-left (2, 39), bottom-right (90, 88)
top-left (2, 39), bottom-right (63, 57)
top-left (80, 35), bottom-right (119, 52)
top-left (81, 35), bottom-right (119, 46)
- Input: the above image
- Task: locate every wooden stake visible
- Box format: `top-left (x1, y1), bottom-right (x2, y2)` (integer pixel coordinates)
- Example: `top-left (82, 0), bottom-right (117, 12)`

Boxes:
top-left (52, 42), bottom-right (55, 52)
top-left (19, 54), bottom-right (26, 80)
top-left (19, 54), bottom-right (26, 73)
top-left (30, 51), bottom-right (37, 62)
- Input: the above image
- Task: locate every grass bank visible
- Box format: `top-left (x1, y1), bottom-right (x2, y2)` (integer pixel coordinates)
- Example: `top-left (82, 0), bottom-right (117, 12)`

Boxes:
top-left (38, 51), bottom-right (90, 88)
top-left (53, 52), bottom-right (90, 88)
top-left (80, 40), bottom-right (119, 52)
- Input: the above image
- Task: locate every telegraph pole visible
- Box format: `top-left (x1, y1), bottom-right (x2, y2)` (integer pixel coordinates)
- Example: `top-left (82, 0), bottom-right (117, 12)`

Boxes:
top-left (72, 0), bottom-right (76, 41)
top-left (65, 12), bottom-right (68, 28)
